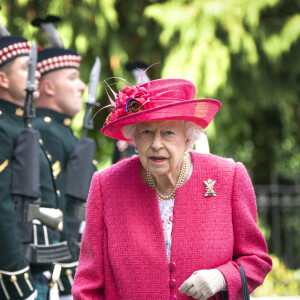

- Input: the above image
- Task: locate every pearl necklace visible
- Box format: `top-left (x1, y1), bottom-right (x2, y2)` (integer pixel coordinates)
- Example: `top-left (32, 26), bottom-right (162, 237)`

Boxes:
top-left (146, 153), bottom-right (188, 201)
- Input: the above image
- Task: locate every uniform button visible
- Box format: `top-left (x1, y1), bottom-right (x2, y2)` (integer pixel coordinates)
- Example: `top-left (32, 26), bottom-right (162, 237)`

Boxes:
top-left (169, 279), bottom-right (176, 288)
top-left (169, 262), bottom-right (176, 271)
top-left (65, 269), bottom-right (72, 276)
top-left (56, 190), bottom-right (61, 197)
top-left (15, 108), bottom-right (24, 116)
top-left (0, 110), bottom-right (2, 115)
top-left (63, 118), bottom-right (72, 126)
top-left (44, 116), bottom-right (52, 122)
top-left (170, 295), bottom-right (177, 300)
top-left (47, 153), bottom-right (52, 161)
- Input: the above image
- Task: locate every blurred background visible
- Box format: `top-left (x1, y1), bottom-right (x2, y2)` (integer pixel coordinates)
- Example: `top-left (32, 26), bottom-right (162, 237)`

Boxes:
top-left (0, 0), bottom-right (299, 296)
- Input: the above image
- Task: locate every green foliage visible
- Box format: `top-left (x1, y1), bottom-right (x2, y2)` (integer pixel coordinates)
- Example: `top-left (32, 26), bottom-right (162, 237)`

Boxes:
top-left (144, 0), bottom-right (281, 95)
top-left (263, 14), bottom-right (300, 60)
top-left (254, 254), bottom-right (300, 296)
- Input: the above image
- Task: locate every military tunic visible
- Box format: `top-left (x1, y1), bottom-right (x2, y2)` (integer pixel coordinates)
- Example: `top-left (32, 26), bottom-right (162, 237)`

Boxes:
top-left (0, 99), bottom-right (72, 299)
top-left (32, 109), bottom-right (77, 213)
top-left (0, 99), bottom-right (36, 300)
top-left (32, 108), bottom-right (96, 296)
top-left (0, 99), bottom-right (52, 299)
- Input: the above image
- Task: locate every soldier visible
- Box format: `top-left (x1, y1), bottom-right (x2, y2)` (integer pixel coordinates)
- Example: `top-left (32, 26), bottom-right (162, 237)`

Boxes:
top-left (30, 16), bottom-right (97, 298)
top-left (0, 33), bottom-right (38, 300)
top-left (0, 30), bottom-right (72, 300)
top-left (32, 46), bottom-right (95, 299)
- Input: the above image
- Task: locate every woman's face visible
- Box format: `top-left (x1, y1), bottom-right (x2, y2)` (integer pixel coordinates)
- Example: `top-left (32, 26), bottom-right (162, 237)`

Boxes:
top-left (135, 120), bottom-right (189, 177)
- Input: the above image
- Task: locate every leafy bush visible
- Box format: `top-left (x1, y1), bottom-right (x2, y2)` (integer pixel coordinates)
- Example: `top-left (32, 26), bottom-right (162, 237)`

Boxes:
top-left (253, 254), bottom-right (300, 296)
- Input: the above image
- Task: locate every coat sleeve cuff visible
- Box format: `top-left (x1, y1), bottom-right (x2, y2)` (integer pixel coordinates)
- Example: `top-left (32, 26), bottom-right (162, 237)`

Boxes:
top-left (217, 261), bottom-right (243, 299)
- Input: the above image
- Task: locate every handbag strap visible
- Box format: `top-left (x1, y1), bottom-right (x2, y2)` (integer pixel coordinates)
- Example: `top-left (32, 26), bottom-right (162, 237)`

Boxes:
top-left (221, 264), bottom-right (250, 300)
top-left (239, 265), bottom-right (250, 300)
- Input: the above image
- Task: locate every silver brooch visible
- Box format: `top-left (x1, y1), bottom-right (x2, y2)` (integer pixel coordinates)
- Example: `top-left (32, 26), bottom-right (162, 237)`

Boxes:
top-left (204, 179), bottom-right (216, 197)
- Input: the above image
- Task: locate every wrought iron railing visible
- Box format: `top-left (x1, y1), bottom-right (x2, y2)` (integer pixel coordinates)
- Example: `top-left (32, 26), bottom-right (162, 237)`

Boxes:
top-left (255, 178), bottom-right (300, 269)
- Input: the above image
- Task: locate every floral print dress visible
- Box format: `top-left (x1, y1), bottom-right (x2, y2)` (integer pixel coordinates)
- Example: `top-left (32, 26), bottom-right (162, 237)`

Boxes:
top-left (159, 164), bottom-right (193, 262)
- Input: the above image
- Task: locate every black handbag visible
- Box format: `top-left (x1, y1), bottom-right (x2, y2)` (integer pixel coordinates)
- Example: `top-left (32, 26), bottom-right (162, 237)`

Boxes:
top-left (221, 265), bottom-right (250, 300)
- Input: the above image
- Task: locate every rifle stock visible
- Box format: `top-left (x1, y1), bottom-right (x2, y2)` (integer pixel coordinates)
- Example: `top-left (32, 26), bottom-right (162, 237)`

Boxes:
top-left (27, 203), bottom-right (63, 231)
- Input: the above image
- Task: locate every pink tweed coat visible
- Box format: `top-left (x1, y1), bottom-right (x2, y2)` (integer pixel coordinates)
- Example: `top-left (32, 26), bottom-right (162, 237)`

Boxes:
top-left (72, 152), bottom-right (272, 300)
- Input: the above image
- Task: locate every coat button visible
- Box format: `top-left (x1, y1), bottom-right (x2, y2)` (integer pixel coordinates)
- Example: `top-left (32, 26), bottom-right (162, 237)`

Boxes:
top-left (169, 262), bottom-right (176, 271)
top-left (169, 279), bottom-right (176, 288)
top-left (170, 295), bottom-right (177, 299)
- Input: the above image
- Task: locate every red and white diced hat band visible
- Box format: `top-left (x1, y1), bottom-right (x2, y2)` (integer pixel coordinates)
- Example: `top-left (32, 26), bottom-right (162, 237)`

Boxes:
top-left (0, 36), bottom-right (81, 75)
top-left (0, 36), bottom-right (31, 67)
top-left (37, 47), bottom-right (81, 75)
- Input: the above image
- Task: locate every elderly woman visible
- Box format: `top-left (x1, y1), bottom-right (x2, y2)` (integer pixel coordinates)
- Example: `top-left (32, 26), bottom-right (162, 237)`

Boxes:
top-left (72, 78), bottom-right (272, 300)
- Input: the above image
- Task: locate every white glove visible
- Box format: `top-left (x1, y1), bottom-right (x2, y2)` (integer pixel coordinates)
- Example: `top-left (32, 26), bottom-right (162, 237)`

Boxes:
top-left (179, 269), bottom-right (227, 300)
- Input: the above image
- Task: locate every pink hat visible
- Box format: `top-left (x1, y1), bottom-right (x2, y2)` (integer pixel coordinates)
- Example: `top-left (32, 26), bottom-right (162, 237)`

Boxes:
top-left (101, 78), bottom-right (221, 141)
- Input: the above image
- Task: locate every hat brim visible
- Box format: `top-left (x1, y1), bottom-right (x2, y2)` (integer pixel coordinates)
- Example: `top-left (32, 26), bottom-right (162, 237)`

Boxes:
top-left (101, 98), bottom-right (221, 141)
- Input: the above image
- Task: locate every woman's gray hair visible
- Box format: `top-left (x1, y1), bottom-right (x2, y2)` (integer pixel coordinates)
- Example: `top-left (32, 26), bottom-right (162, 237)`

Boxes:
top-left (122, 121), bottom-right (203, 150)
top-left (122, 123), bottom-right (137, 142)
top-left (183, 121), bottom-right (203, 150)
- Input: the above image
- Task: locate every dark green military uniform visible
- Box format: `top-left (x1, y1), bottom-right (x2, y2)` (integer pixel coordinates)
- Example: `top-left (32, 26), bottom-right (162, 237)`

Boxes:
top-left (0, 99), bottom-right (67, 299)
top-left (0, 33), bottom-right (74, 299)
top-left (32, 108), bottom-right (95, 296)
top-left (32, 44), bottom-right (97, 296)
top-left (0, 99), bottom-right (36, 300)
top-left (32, 109), bottom-right (76, 214)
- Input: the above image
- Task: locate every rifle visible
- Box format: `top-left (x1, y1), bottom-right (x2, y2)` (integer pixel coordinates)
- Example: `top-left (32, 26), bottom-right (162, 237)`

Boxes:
top-left (11, 42), bottom-right (64, 241)
top-left (83, 57), bottom-right (101, 137)
top-left (64, 57), bottom-right (100, 241)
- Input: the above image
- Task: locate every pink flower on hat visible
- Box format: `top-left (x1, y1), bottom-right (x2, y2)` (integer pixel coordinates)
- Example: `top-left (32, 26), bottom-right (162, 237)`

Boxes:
top-left (105, 85), bottom-right (152, 125)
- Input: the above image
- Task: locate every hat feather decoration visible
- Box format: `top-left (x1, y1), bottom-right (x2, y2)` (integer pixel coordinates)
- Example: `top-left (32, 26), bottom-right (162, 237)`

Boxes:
top-left (32, 15), bottom-right (81, 75)
top-left (125, 61), bottom-right (151, 85)
top-left (31, 15), bottom-right (64, 48)
top-left (0, 24), bottom-right (11, 38)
